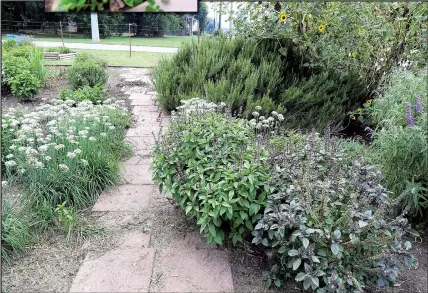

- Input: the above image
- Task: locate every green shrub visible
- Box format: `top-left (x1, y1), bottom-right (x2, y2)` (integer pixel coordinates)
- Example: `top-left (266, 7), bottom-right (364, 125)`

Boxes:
top-left (60, 85), bottom-right (105, 104)
top-left (67, 54), bottom-right (108, 90)
top-left (75, 52), bottom-right (108, 68)
top-left (2, 57), bottom-right (30, 87)
top-left (1, 200), bottom-right (33, 262)
top-left (152, 99), bottom-right (271, 245)
top-left (370, 69), bottom-right (427, 217)
top-left (8, 70), bottom-right (41, 100)
top-left (2, 99), bottom-right (131, 215)
top-left (44, 47), bottom-right (72, 54)
top-left (252, 132), bottom-right (418, 291)
top-left (154, 36), bottom-right (367, 130)
top-left (2, 45), bottom-right (46, 95)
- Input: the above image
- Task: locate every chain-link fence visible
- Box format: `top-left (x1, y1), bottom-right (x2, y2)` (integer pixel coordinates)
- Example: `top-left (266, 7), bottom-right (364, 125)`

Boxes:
top-left (1, 20), bottom-right (193, 39)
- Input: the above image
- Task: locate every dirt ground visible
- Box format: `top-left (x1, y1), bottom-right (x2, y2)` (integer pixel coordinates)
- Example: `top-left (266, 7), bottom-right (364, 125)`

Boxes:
top-left (1, 66), bottom-right (427, 293)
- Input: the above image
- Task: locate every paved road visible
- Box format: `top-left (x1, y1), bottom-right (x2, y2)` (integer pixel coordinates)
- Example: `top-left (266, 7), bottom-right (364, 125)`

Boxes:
top-left (33, 41), bottom-right (178, 53)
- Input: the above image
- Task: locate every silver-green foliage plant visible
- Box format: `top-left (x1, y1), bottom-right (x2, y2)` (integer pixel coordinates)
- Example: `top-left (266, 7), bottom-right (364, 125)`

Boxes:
top-left (252, 131), bottom-right (418, 292)
top-left (152, 99), bottom-right (272, 245)
top-left (370, 69), bottom-right (427, 217)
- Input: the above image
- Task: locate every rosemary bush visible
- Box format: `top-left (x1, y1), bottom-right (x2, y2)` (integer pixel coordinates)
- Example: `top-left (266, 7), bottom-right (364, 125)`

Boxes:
top-left (252, 131), bottom-right (418, 292)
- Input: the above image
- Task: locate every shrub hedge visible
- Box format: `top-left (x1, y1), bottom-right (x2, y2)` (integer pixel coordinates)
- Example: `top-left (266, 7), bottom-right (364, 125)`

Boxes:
top-left (154, 36), bottom-right (368, 130)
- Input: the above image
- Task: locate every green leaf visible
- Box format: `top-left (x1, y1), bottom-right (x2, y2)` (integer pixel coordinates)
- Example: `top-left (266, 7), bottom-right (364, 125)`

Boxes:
top-left (302, 237), bottom-right (309, 249)
top-left (274, 278), bottom-right (281, 287)
top-left (185, 205), bottom-right (192, 215)
top-left (303, 277), bottom-right (311, 290)
top-left (288, 249), bottom-right (298, 256)
top-left (209, 223), bottom-right (217, 237)
top-left (262, 238), bottom-right (269, 246)
top-left (278, 246), bottom-right (287, 254)
top-left (311, 276), bottom-right (319, 288)
top-left (331, 243), bottom-right (340, 255)
top-left (295, 272), bottom-right (306, 282)
top-left (292, 258), bottom-right (301, 270)
top-left (249, 203), bottom-right (260, 216)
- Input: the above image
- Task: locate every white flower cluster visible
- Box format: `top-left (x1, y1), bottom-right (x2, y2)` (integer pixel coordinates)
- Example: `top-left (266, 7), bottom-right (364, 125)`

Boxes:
top-left (250, 109), bottom-right (285, 130)
top-left (2, 99), bottom-right (129, 174)
top-left (172, 98), bottom-right (227, 118)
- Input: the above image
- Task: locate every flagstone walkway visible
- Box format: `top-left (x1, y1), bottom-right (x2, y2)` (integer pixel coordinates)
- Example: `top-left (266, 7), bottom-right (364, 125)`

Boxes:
top-left (68, 88), bottom-right (235, 292)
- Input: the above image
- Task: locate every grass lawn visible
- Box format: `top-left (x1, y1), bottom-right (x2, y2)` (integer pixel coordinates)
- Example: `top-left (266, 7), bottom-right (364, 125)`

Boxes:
top-left (45, 49), bottom-right (172, 67)
top-left (33, 36), bottom-right (199, 48)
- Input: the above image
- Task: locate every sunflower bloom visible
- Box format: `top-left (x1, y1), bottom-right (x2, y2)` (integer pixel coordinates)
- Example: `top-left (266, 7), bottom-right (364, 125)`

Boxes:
top-left (366, 99), bottom-right (372, 105)
top-left (318, 23), bottom-right (327, 32)
top-left (279, 11), bottom-right (287, 23)
top-left (351, 115), bottom-right (356, 121)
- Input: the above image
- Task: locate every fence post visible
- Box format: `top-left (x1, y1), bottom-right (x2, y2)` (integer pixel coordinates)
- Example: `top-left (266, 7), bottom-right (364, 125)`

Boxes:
top-left (129, 23), bottom-right (131, 58)
top-left (60, 21), bottom-right (65, 47)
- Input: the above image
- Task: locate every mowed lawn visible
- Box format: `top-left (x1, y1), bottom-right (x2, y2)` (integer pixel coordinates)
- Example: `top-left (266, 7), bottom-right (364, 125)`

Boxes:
top-left (33, 35), bottom-right (198, 48)
top-left (45, 48), bottom-right (173, 67)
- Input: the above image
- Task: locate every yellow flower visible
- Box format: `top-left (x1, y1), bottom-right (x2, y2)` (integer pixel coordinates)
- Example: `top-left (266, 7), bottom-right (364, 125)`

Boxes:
top-left (318, 23), bottom-right (327, 33)
top-left (358, 27), bottom-right (364, 34)
top-left (351, 52), bottom-right (357, 58)
top-left (279, 11), bottom-right (287, 23)
top-left (366, 99), bottom-right (372, 105)
top-left (351, 115), bottom-right (356, 121)
top-left (356, 108), bottom-right (362, 114)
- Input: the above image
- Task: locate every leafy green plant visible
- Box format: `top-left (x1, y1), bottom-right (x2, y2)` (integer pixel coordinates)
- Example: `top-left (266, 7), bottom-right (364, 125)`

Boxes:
top-left (67, 54), bottom-right (108, 90)
top-left (1, 200), bottom-right (33, 262)
top-left (252, 131), bottom-right (419, 291)
top-left (152, 99), bottom-right (271, 245)
top-left (59, 85), bottom-right (105, 104)
top-left (8, 70), bottom-right (41, 100)
top-left (75, 52), bottom-right (108, 68)
top-left (57, 0), bottom-right (109, 12)
top-left (370, 69), bottom-right (427, 217)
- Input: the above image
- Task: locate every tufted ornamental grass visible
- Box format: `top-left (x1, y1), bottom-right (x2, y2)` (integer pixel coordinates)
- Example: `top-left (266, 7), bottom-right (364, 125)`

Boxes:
top-left (1, 99), bottom-right (131, 219)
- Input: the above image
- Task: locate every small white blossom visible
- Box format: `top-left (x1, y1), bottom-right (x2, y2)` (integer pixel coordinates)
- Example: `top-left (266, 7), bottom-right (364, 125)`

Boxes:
top-left (67, 152), bottom-right (77, 159)
top-left (278, 114), bottom-right (284, 121)
top-left (89, 137), bottom-right (96, 142)
top-left (5, 160), bottom-right (17, 167)
top-left (100, 133), bottom-right (107, 137)
top-left (55, 144), bottom-right (65, 150)
top-left (6, 154), bottom-right (14, 159)
top-left (44, 156), bottom-right (52, 161)
top-left (59, 164), bottom-right (69, 172)
top-left (74, 149), bottom-right (82, 154)
top-left (108, 126), bottom-right (115, 130)
top-left (2, 181), bottom-right (8, 187)
top-left (271, 111), bottom-right (278, 117)
top-left (80, 159), bottom-right (89, 166)
top-left (255, 106), bottom-right (262, 111)
top-left (252, 111), bottom-right (260, 117)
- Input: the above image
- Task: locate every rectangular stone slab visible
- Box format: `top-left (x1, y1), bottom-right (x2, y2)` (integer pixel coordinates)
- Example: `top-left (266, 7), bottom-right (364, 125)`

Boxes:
top-left (152, 232), bottom-right (234, 293)
top-left (69, 248), bottom-right (155, 293)
top-left (92, 185), bottom-right (152, 212)
top-left (120, 165), bottom-right (153, 185)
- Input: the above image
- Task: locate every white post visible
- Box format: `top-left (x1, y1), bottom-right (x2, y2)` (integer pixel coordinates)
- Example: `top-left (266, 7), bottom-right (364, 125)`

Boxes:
top-left (229, 2), bottom-right (233, 31)
top-left (91, 12), bottom-right (100, 43)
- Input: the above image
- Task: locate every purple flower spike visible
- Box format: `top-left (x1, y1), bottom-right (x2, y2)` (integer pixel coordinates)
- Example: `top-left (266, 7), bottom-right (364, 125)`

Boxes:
top-left (406, 102), bottom-right (415, 127)
top-left (415, 95), bottom-right (424, 113)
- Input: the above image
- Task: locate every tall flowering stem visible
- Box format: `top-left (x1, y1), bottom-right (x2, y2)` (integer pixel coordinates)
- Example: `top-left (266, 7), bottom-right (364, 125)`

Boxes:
top-left (406, 102), bottom-right (415, 127)
top-left (415, 95), bottom-right (423, 114)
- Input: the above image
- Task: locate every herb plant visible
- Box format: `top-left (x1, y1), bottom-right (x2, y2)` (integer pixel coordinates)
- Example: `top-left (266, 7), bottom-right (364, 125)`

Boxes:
top-left (252, 131), bottom-right (419, 291)
top-left (152, 99), bottom-right (271, 245)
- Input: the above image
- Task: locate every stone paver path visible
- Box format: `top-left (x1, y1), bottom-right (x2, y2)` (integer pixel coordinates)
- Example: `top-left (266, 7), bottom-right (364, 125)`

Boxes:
top-left (69, 81), bottom-right (234, 292)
